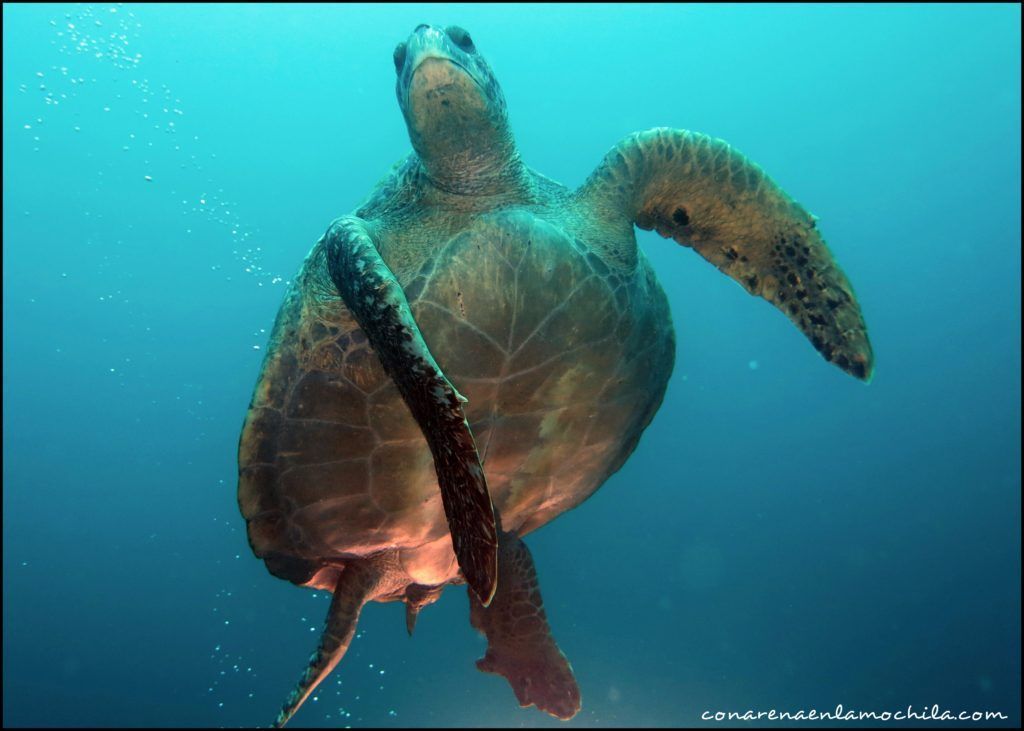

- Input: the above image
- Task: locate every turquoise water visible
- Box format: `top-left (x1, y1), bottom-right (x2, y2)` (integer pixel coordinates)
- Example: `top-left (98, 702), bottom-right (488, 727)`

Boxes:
top-left (3, 3), bottom-right (1020, 727)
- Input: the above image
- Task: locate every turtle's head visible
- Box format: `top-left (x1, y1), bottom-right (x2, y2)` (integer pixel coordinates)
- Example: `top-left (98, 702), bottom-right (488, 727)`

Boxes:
top-left (394, 24), bottom-right (520, 195)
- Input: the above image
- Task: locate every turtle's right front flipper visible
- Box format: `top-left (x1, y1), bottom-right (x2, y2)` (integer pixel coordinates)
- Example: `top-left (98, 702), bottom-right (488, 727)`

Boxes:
top-left (577, 128), bottom-right (874, 381)
top-left (324, 216), bottom-right (498, 606)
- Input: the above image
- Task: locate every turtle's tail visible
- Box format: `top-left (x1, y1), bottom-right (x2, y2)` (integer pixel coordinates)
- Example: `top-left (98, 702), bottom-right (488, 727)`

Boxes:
top-left (273, 564), bottom-right (376, 728)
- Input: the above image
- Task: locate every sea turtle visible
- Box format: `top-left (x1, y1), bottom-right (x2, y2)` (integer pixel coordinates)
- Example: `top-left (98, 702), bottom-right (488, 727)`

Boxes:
top-left (237, 23), bottom-right (873, 726)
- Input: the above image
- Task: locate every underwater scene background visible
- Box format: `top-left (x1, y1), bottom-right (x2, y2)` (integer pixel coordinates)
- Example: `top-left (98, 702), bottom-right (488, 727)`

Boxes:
top-left (3, 3), bottom-right (1020, 727)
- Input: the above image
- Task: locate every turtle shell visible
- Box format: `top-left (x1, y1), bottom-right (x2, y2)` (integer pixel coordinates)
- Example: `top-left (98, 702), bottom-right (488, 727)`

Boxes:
top-left (238, 209), bottom-right (674, 586)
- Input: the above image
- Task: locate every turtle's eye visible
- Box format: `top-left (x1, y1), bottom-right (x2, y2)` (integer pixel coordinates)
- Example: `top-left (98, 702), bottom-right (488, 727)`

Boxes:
top-left (446, 26), bottom-right (475, 53)
top-left (393, 42), bottom-right (407, 72)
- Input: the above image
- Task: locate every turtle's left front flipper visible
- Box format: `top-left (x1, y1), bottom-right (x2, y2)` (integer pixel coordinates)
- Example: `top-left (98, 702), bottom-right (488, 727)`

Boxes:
top-left (468, 526), bottom-right (581, 720)
top-left (577, 128), bottom-right (874, 381)
top-left (324, 217), bottom-right (498, 606)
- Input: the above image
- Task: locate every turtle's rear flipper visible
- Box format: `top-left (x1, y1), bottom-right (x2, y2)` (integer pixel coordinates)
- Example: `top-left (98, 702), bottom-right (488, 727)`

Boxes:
top-left (274, 564), bottom-right (375, 727)
top-left (469, 527), bottom-right (581, 720)
top-left (324, 217), bottom-right (497, 606)
top-left (576, 128), bottom-right (874, 381)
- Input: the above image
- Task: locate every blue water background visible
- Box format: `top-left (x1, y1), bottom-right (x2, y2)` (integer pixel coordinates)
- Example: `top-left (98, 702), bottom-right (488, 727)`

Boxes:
top-left (3, 3), bottom-right (1020, 727)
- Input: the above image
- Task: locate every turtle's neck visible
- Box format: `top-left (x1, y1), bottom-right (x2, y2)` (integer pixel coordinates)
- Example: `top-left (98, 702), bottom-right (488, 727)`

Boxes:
top-left (414, 128), bottom-right (528, 198)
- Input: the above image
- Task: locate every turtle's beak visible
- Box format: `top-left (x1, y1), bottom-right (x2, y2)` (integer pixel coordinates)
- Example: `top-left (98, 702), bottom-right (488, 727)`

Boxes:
top-left (405, 25), bottom-right (450, 75)
top-left (396, 24), bottom-right (478, 108)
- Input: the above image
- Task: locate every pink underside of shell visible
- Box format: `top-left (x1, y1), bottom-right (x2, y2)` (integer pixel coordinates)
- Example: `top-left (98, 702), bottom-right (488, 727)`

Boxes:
top-left (303, 565), bottom-right (343, 592)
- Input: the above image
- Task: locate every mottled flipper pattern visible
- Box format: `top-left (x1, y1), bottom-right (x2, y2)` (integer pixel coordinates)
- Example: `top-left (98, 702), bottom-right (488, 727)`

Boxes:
top-left (469, 527), bottom-right (581, 720)
top-left (578, 127), bottom-right (874, 380)
top-left (274, 564), bottom-right (376, 727)
top-left (324, 217), bottom-right (498, 605)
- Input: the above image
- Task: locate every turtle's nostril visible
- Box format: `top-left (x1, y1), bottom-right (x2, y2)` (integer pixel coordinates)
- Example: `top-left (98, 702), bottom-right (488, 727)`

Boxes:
top-left (414, 24), bottom-right (429, 33)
